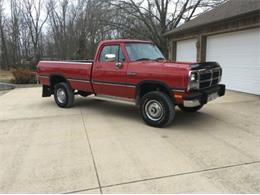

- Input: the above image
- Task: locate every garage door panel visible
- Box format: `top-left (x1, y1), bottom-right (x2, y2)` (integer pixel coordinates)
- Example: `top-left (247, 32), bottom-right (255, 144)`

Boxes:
top-left (206, 28), bottom-right (260, 95)
top-left (176, 39), bottom-right (197, 62)
top-left (222, 67), bottom-right (260, 95)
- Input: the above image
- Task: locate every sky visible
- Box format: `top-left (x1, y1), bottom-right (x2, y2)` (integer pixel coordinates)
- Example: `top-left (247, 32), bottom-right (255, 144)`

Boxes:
top-left (1, 0), bottom-right (214, 29)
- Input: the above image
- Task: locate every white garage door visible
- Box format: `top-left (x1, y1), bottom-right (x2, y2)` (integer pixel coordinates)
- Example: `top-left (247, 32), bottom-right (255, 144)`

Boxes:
top-left (176, 39), bottom-right (197, 62)
top-left (206, 28), bottom-right (260, 95)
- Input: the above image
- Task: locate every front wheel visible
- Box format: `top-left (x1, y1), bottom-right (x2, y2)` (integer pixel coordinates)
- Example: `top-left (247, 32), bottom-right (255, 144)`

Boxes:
top-left (178, 104), bottom-right (203, 112)
top-left (140, 91), bottom-right (175, 127)
top-left (54, 82), bottom-right (74, 108)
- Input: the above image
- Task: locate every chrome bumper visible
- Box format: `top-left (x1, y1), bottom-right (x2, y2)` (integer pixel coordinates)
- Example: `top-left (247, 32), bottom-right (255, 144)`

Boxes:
top-left (183, 84), bottom-right (225, 107)
top-left (183, 99), bottom-right (201, 107)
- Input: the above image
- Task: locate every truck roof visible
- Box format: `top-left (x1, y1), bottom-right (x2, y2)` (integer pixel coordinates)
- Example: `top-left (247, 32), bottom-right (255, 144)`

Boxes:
top-left (99, 39), bottom-right (153, 45)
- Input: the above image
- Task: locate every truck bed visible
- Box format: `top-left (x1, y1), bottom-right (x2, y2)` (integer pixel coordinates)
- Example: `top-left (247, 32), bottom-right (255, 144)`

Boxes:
top-left (37, 61), bottom-right (94, 93)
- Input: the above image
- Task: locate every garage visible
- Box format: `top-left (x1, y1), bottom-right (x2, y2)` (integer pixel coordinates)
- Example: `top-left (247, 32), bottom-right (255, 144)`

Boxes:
top-left (176, 39), bottom-right (197, 62)
top-left (165, 0), bottom-right (260, 95)
top-left (206, 28), bottom-right (260, 95)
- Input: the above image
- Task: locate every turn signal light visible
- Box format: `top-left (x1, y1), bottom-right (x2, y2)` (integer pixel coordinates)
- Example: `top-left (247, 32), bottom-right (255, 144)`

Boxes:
top-left (174, 94), bottom-right (183, 99)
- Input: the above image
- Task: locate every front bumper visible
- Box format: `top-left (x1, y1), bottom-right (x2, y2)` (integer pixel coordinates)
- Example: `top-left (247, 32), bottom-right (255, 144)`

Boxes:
top-left (183, 84), bottom-right (226, 107)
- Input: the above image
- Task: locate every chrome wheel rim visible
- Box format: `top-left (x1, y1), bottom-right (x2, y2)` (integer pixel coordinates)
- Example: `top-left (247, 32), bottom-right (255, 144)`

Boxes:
top-left (57, 88), bottom-right (66, 104)
top-left (144, 100), bottom-right (164, 121)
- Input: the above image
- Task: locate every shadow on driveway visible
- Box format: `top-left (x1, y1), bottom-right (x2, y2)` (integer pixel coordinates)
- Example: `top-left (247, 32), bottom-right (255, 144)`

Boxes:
top-left (72, 97), bottom-right (214, 129)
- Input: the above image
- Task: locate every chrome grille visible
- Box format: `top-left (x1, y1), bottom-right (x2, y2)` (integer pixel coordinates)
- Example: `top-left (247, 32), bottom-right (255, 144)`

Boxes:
top-left (199, 68), bottom-right (221, 89)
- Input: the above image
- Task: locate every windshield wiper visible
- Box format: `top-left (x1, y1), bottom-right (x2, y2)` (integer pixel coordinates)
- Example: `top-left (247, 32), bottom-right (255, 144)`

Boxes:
top-left (135, 58), bottom-right (151, 61)
top-left (154, 57), bottom-right (165, 61)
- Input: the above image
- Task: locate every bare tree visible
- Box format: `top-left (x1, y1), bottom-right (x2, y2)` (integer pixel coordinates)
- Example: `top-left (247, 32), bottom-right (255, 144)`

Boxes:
top-left (0, 0), bottom-right (9, 69)
top-left (46, 0), bottom-right (116, 60)
top-left (109, 0), bottom-right (224, 56)
top-left (9, 0), bottom-right (22, 65)
top-left (21, 0), bottom-right (49, 61)
top-left (0, 0), bottom-right (224, 70)
top-left (47, 0), bottom-right (69, 59)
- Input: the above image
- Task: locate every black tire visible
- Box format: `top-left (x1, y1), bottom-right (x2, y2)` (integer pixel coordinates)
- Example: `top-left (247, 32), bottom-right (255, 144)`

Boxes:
top-left (54, 82), bottom-right (74, 108)
top-left (140, 91), bottom-right (175, 127)
top-left (178, 104), bottom-right (203, 112)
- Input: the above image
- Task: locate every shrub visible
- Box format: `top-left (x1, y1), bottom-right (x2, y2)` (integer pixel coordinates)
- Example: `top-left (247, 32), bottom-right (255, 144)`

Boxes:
top-left (11, 68), bottom-right (37, 84)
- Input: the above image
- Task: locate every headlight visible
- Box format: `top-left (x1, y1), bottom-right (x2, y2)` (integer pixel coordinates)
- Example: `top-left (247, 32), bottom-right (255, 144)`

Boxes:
top-left (190, 72), bottom-right (198, 81)
top-left (188, 71), bottom-right (199, 90)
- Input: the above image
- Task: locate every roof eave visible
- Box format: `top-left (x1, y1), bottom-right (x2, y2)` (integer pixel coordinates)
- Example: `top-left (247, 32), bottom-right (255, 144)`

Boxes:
top-left (163, 9), bottom-right (260, 37)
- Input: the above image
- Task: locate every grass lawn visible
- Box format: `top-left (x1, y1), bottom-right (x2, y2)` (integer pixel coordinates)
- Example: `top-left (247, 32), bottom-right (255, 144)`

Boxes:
top-left (0, 70), bottom-right (13, 83)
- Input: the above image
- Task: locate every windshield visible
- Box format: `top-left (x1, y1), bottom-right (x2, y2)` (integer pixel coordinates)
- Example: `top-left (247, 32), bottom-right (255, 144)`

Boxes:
top-left (125, 43), bottom-right (165, 61)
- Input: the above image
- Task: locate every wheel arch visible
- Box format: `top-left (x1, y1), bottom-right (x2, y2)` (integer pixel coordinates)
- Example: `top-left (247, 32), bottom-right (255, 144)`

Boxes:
top-left (49, 74), bottom-right (69, 89)
top-left (41, 74), bottom-right (68, 97)
top-left (135, 80), bottom-right (173, 104)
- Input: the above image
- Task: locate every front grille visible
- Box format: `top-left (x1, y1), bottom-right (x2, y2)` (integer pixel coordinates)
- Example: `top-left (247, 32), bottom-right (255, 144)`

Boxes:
top-left (200, 72), bottom-right (211, 80)
top-left (199, 68), bottom-right (221, 89)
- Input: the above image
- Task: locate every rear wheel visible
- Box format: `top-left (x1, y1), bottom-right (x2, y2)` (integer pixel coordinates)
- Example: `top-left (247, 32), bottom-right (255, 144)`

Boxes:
top-left (178, 104), bottom-right (203, 112)
top-left (54, 82), bottom-right (74, 108)
top-left (140, 91), bottom-right (175, 127)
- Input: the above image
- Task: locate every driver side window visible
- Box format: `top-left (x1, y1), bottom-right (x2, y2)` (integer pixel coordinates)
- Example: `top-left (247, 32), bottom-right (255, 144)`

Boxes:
top-left (99, 45), bottom-right (125, 62)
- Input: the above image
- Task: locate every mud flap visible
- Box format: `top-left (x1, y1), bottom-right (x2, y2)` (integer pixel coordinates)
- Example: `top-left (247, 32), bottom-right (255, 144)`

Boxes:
top-left (42, 85), bottom-right (52, 97)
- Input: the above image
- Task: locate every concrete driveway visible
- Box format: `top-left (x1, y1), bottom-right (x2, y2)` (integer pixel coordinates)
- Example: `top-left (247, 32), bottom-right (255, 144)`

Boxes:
top-left (0, 87), bottom-right (259, 193)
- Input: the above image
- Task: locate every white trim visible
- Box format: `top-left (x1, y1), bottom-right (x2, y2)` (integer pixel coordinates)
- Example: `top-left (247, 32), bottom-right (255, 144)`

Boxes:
top-left (40, 61), bottom-right (93, 65)
top-left (94, 94), bottom-right (136, 105)
top-left (67, 78), bottom-right (90, 83)
top-left (38, 75), bottom-right (49, 79)
top-left (172, 89), bottom-right (185, 93)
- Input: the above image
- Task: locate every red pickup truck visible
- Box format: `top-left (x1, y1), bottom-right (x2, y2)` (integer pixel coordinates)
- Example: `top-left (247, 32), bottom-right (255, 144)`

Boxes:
top-left (37, 39), bottom-right (225, 127)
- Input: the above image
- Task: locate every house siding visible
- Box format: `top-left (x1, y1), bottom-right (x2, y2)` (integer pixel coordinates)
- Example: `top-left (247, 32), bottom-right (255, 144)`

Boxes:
top-left (167, 11), bottom-right (260, 62)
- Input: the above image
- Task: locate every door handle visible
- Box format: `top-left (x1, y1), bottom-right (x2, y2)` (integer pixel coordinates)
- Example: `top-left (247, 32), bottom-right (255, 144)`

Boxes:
top-left (115, 62), bottom-right (122, 69)
top-left (127, 71), bottom-right (137, 76)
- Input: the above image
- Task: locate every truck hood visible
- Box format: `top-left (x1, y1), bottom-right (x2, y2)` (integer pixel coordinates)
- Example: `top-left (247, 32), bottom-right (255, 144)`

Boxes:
top-left (163, 61), bottom-right (220, 70)
top-left (132, 60), bottom-right (191, 70)
top-left (134, 60), bottom-right (220, 71)
top-left (129, 61), bottom-right (221, 77)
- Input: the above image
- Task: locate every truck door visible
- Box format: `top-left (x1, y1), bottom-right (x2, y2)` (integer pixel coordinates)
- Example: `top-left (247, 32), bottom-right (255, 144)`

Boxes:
top-left (92, 44), bottom-right (134, 98)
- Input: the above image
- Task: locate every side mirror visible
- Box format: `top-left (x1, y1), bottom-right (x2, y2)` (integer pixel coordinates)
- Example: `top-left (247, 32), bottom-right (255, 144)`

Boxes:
top-left (105, 54), bottom-right (116, 62)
